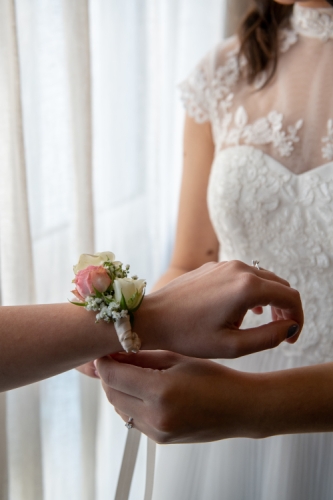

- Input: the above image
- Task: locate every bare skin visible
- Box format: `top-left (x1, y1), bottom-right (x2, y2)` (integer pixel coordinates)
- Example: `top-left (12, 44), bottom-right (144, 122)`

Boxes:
top-left (97, 91), bottom-right (333, 441)
top-left (153, 117), bottom-right (218, 291)
top-left (0, 261), bottom-right (302, 392)
top-left (95, 1), bottom-right (333, 443)
top-left (97, 352), bottom-right (333, 444)
top-left (275, 1), bottom-right (332, 7)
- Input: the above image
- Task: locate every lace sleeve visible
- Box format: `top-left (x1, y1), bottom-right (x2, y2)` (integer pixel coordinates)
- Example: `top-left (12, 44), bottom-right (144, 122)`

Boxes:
top-left (178, 37), bottom-right (239, 125)
top-left (178, 59), bottom-right (211, 123)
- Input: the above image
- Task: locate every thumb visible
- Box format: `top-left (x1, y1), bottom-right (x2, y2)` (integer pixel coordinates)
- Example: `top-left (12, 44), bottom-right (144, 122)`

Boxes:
top-left (226, 320), bottom-right (300, 358)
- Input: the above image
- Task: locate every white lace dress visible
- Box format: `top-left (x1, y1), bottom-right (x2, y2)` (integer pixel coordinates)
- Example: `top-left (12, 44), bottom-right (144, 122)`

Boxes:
top-left (152, 5), bottom-right (333, 500)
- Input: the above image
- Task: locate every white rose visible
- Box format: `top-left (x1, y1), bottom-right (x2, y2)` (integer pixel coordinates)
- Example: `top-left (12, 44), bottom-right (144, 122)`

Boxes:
top-left (113, 277), bottom-right (146, 311)
top-left (73, 251), bottom-right (115, 274)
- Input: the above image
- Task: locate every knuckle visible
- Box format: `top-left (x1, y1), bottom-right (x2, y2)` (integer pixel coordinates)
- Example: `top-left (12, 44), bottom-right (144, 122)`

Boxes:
top-left (202, 261), bottom-right (215, 268)
top-left (239, 272), bottom-right (259, 292)
top-left (258, 328), bottom-right (282, 353)
top-left (266, 330), bottom-right (281, 351)
top-left (155, 432), bottom-right (171, 445)
top-left (272, 331), bottom-right (282, 348)
top-left (163, 351), bottom-right (181, 365)
top-left (229, 259), bottom-right (244, 272)
top-left (291, 288), bottom-right (301, 302)
top-left (147, 409), bottom-right (172, 434)
top-left (148, 391), bottom-right (176, 434)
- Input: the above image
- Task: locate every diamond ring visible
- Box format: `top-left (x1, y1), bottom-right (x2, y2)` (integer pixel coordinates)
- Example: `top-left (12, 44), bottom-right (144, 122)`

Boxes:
top-left (125, 417), bottom-right (134, 430)
top-left (252, 260), bottom-right (260, 270)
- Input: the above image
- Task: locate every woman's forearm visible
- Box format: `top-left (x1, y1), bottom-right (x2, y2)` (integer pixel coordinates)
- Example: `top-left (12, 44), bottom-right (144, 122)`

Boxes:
top-left (250, 363), bottom-right (333, 437)
top-left (0, 303), bottom-right (123, 391)
top-left (0, 260), bottom-right (305, 393)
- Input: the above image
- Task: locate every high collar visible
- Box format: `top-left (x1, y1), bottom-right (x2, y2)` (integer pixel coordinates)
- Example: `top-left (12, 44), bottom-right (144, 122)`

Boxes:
top-left (292, 4), bottom-right (333, 41)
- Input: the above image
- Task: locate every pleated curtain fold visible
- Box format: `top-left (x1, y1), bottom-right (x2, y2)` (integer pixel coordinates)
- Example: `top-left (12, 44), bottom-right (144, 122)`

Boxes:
top-left (0, 0), bottom-right (229, 498)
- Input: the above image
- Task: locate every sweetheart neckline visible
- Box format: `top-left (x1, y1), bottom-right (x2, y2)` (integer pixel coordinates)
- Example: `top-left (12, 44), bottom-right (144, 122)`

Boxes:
top-left (215, 146), bottom-right (333, 179)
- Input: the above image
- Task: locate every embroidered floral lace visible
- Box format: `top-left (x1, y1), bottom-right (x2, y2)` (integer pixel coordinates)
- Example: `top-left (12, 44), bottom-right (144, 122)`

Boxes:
top-left (180, 4), bottom-right (333, 365)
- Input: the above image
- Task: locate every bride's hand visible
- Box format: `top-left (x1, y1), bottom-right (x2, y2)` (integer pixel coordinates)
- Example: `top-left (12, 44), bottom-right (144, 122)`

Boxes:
top-left (135, 260), bottom-right (303, 358)
top-left (77, 260), bottom-right (303, 378)
top-left (96, 351), bottom-right (261, 444)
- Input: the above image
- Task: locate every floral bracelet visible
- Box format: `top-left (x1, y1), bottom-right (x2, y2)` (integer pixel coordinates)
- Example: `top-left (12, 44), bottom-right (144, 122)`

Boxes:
top-left (70, 252), bottom-right (146, 353)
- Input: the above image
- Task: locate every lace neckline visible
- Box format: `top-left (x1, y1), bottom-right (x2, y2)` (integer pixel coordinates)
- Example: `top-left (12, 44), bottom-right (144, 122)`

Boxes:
top-left (292, 4), bottom-right (333, 41)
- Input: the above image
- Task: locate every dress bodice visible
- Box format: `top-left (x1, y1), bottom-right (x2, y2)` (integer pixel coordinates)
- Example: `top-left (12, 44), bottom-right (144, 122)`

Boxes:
top-left (180, 4), bottom-right (333, 365)
top-left (208, 145), bottom-right (333, 364)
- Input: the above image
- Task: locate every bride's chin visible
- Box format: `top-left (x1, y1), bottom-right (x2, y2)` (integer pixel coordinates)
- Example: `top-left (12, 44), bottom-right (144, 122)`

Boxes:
top-left (274, 0), bottom-right (333, 5)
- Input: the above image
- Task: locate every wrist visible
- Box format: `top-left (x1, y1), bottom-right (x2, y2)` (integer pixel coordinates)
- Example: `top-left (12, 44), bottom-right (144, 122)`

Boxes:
top-left (238, 373), bottom-right (273, 439)
top-left (218, 369), bottom-right (267, 440)
top-left (133, 292), bottom-right (165, 351)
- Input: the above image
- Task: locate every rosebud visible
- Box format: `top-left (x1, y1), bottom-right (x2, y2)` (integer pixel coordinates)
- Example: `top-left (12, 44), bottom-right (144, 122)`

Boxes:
top-left (74, 266), bottom-right (111, 298)
top-left (113, 278), bottom-right (146, 311)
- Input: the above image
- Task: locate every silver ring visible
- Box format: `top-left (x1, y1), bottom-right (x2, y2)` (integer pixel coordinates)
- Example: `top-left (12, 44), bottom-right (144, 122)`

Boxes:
top-left (252, 260), bottom-right (260, 270)
top-left (125, 417), bottom-right (134, 430)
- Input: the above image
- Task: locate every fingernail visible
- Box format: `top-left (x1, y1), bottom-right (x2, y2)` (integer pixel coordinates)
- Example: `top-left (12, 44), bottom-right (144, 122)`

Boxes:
top-left (287, 324), bottom-right (299, 339)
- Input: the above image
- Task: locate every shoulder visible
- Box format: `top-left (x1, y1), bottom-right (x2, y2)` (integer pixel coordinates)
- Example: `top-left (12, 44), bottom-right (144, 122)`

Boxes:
top-left (179, 36), bottom-right (241, 124)
top-left (198, 36), bottom-right (241, 78)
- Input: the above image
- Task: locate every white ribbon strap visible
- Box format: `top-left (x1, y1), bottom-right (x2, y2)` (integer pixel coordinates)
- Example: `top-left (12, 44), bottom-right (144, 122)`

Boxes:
top-left (114, 316), bottom-right (141, 353)
top-left (144, 438), bottom-right (156, 500)
top-left (114, 429), bottom-right (141, 500)
top-left (113, 433), bottom-right (156, 500)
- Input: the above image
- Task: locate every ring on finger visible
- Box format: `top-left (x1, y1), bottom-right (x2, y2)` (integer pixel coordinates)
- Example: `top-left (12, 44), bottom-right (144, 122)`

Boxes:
top-left (125, 417), bottom-right (134, 430)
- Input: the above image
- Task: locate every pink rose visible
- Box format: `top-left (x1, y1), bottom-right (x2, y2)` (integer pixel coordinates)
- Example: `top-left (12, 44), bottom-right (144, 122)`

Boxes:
top-left (71, 288), bottom-right (85, 302)
top-left (74, 265), bottom-right (111, 298)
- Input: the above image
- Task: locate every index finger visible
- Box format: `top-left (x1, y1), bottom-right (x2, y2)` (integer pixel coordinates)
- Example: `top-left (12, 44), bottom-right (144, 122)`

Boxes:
top-left (96, 355), bottom-right (162, 399)
top-left (252, 267), bottom-right (290, 288)
top-left (246, 279), bottom-right (304, 330)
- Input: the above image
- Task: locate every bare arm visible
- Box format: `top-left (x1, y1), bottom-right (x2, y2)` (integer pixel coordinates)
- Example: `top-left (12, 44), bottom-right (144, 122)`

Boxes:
top-left (0, 260), bottom-right (303, 392)
top-left (98, 352), bottom-right (333, 444)
top-left (154, 115), bottom-right (218, 291)
top-left (253, 361), bottom-right (333, 437)
top-left (0, 303), bottom-right (123, 392)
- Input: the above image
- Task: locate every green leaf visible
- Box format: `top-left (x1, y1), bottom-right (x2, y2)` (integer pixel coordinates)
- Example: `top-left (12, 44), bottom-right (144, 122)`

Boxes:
top-left (69, 300), bottom-right (88, 307)
top-left (92, 287), bottom-right (103, 299)
top-left (129, 292), bottom-right (145, 313)
top-left (120, 293), bottom-right (127, 310)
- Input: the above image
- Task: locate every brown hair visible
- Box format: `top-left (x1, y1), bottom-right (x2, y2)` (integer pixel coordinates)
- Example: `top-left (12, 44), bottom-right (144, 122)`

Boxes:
top-left (238, 1), bottom-right (293, 85)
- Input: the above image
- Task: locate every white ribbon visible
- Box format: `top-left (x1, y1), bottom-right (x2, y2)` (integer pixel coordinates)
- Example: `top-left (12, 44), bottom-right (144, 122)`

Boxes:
top-left (114, 316), bottom-right (141, 353)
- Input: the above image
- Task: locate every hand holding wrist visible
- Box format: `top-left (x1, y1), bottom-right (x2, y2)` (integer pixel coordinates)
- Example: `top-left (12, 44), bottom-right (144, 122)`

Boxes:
top-left (132, 293), bottom-right (164, 350)
top-left (132, 260), bottom-right (303, 359)
top-left (97, 352), bottom-right (262, 443)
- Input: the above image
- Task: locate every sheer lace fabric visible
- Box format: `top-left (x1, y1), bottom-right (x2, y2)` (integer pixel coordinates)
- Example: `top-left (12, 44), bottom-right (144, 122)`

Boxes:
top-left (178, 4), bottom-right (333, 365)
top-left (180, 5), bottom-right (333, 175)
top-left (151, 6), bottom-right (333, 500)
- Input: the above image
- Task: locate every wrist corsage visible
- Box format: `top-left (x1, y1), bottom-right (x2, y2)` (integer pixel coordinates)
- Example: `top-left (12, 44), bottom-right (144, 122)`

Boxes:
top-left (70, 252), bottom-right (146, 353)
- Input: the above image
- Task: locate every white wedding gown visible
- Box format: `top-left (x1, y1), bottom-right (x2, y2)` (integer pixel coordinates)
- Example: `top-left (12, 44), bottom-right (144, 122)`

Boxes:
top-left (152, 5), bottom-right (333, 500)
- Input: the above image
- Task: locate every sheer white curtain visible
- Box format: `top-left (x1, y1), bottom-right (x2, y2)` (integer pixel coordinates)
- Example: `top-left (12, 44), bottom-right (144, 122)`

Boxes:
top-left (0, 0), bottom-right (226, 498)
